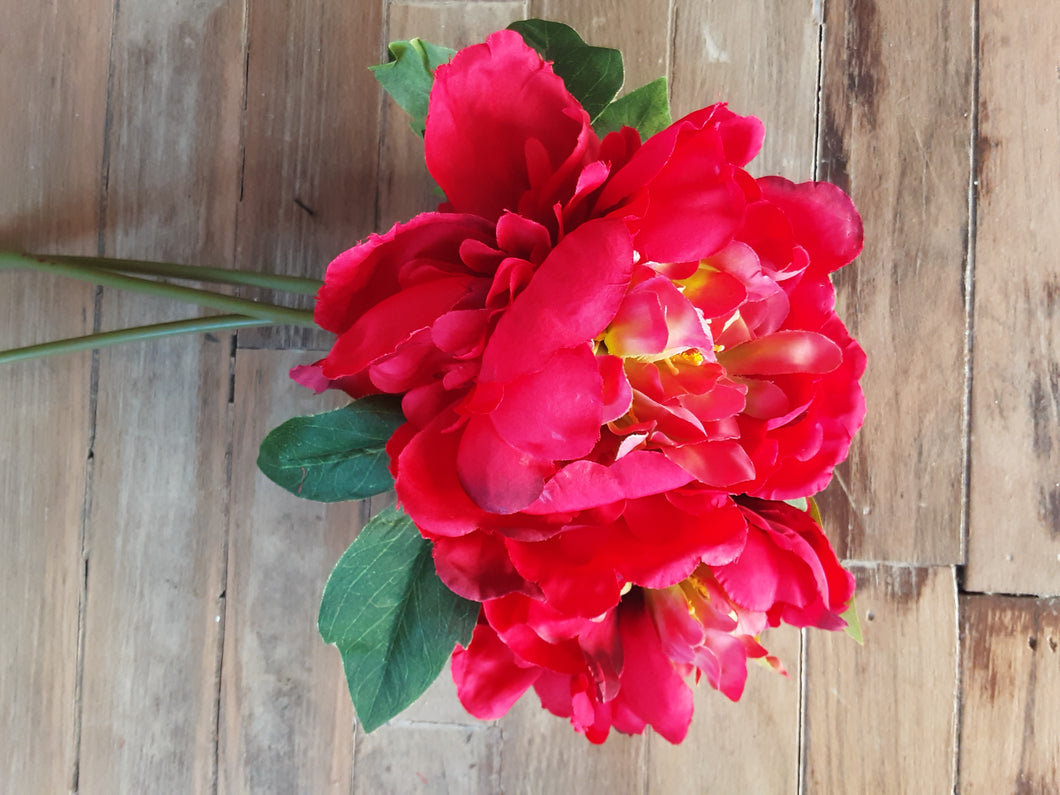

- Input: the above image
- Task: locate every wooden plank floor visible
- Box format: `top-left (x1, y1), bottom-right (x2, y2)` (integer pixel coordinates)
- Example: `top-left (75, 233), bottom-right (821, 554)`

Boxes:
top-left (2, 1), bottom-right (1057, 792)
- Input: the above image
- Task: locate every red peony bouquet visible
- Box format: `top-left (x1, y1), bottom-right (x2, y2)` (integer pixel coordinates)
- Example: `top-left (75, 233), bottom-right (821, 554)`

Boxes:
top-left (255, 21), bottom-right (866, 743)
top-left (1, 18), bottom-right (864, 745)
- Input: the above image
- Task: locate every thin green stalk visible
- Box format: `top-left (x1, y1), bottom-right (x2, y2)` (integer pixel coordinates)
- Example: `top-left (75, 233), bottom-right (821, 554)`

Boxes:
top-left (0, 315), bottom-right (268, 364)
top-left (42, 253), bottom-right (322, 295)
top-left (0, 251), bottom-right (316, 326)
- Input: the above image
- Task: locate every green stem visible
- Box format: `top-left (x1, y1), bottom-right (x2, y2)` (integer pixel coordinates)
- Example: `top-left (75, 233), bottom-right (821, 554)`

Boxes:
top-left (0, 315), bottom-right (269, 364)
top-left (42, 253), bottom-right (322, 295)
top-left (0, 251), bottom-right (317, 326)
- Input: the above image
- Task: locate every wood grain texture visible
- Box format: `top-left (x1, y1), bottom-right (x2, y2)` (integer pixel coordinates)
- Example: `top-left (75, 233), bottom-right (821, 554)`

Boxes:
top-left (816, 0), bottom-right (974, 564)
top-left (496, 695), bottom-right (648, 794)
top-left (803, 565), bottom-right (958, 794)
top-left (965, 0), bottom-right (1060, 595)
top-left (219, 350), bottom-right (360, 794)
top-left (959, 596), bottom-right (1060, 793)
top-left (76, 0), bottom-right (245, 789)
top-left (671, 0), bottom-right (820, 179)
top-left (235, 0), bottom-right (385, 351)
top-left (0, 0), bottom-right (109, 791)
top-left (647, 627), bottom-right (800, 795)
top-left (5, 0), bottom-right (1060, 790)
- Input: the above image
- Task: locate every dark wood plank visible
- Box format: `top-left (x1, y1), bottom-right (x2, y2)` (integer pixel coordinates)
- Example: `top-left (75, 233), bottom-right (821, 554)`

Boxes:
top-left (803, 565), bottom-right (958, 793)
top-left (0, 0), bottom-right (110, 791)
top-left (965, 0), bottom-right (1060, 595)
top-left (959, 595), bottom-right (1060, 792)
top-left (219, 350), bottom-right (360, 794)
top-left (76, 0), bottom-right (246, 788)
top-left (235, 0), bottom-right (385, 351)
top-left (816, 0), bottom-right (974, 563)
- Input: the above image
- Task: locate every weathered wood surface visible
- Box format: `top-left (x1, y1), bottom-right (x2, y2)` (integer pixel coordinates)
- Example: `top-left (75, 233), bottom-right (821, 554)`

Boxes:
top-left (965, 0), bottom-right (1060, 595)
top-left (75, 0), bottom-right (245, 790)
top-left (0, 2), bottom-right (108, 792)
top-left (219, 350), bottom-right (360, 793)
top-left (816, 0), bottom-right (974, 564)
top-left (2, 0), bottom-right (1059, 792)
top-left (959, 595), bottom-right (1060, 793)
top-left (803, 566), bottom-right (959, 793)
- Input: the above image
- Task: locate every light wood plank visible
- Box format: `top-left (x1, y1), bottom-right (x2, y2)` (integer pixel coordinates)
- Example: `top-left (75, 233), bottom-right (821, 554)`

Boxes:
top-left (803, 565), bottom-right (958, 793)
top-left (76, 0), bottom-right (246, 789)
top-left (353, 723), bottom-right (499, 794)
top-left (815, 0), bottom-right (974, 563)
top-left (965, 0), bottom-right (1060, 595)
top-left (959, 595), bottom-right (1060, 793)
top-left (219, 350), bottom-right (360, 794)
top-left (671, 0), bottom-right (820, 179)
top-left (528, 0), bottom-right (672, 100)
top-left (0, 320), bottom-right (93, 795)
top-left (235, 0), bottom-right (385, 351)
top-left (496, 694), bottom-right (648, 794)
top-left (378, 0), bottom-right (527, 231)
top-left (0, 0), bottom-right (110, 790)
top-left (647, 628), bottom-right (800, 795)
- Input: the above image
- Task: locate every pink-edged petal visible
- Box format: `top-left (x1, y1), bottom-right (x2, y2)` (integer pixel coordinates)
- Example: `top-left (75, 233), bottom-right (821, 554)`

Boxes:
top-left (426, 30), bottom-right (595, 220)
top-left (456, 414), bottom-right (553, 514)
top-left (663, 440), bottom-right (756, 488)
top-left (599, 354), bottom-right (633, 423)
top-left (523, 451), bottom-right (695, 515)
top-left (481, 218), bottom-right (634, 383)
top-left (604, 275), bottom-right (712, 358)
top-left (719, 330), bottom-right (842, 376)
top-left (679, 263), bottom-right (748, 319)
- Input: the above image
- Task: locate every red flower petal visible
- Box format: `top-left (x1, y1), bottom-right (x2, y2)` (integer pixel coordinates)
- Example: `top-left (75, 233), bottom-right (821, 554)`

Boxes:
top-left (616, 593), bottom-right (693, 744)
top-left (487, 345), bottom-right (604, 461)
top-left (456, 414), bottom-right (553, 514)
top-left (719, 330), bottom-right (843, 376)
top-left (432, 532), bottom-right (538, 601)
top-left (480, 218), bottom-right (634, 383)
top-left (523, 451), bottom-right (695, 515)
top-left (426, 30), bottom-right (596, 221)
top-left (756, 177), bottom-right (864, 273)
top-left (453, 622), bottom-right (542, 720)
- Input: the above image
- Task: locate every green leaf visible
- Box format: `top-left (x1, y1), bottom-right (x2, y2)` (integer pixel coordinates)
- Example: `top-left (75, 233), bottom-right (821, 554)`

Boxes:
top-left (256, 395), bottom-right (405, 502)
top-left (507, 19), bottom-right (623, 121)
top-left (840, 598), bottom-right (864, 645)
top-left (371, 38), bottom-right (456, 135)
top-left (593, 77), bottom-right (672, 140)
top-left (782, 496), bottom-right (810, 513)
top-left (319, 506), bottom-right (480, 731)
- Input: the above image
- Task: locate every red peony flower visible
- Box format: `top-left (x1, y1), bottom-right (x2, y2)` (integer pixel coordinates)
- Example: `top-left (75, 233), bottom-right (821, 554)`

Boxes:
top-left (297, 29), bottom-right (863, 534)
top-left (451, 498), bottom-right (853, 743)
top-left (294, 26), bottom-right (864, 741)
